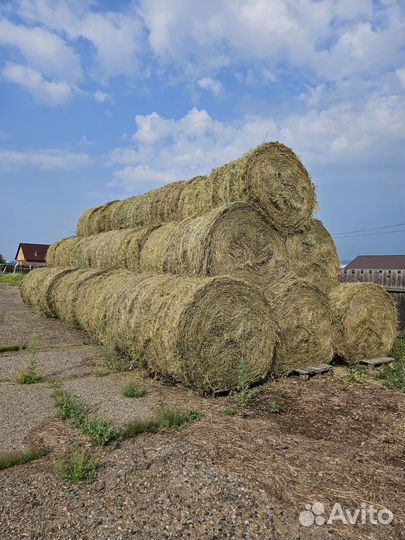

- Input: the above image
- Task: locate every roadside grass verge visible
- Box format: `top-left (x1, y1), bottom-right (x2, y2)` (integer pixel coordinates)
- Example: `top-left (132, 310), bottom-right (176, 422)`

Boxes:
top-left (0, 447), bottom-right (49, 471)
top-left (52, 389), bottom-right (202, 446)
top-left (0, 274), bottom-right (24, 286)
top-left (56, 446), bottom-right (99, 483)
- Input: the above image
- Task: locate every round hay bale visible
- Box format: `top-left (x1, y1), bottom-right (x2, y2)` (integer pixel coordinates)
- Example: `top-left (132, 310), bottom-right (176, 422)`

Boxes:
top-left (76, 142), bottom-right (316, 236)
top-left (329, 283), bottom-right (397, 363)
top-left (20, 267), bottom-right (76, 317)
top-left (21, 267), bottom-right (278, 392)
top-left (286, 219), bottom-right (340, 292)
top-left (266, 273), bottom-right (334, 374)
top-left (50, 203), bottom-right (285, 286)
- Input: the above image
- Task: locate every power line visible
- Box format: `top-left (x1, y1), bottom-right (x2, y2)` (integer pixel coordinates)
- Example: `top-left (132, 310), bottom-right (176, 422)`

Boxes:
top-left (332, 222), bottom-right (405, 237)
top-left (332, 229), bottom-right (404, 239)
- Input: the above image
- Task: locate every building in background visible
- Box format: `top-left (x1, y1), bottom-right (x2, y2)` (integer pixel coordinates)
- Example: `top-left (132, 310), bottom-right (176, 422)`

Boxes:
top-left (15, 243), bottom-right (49, 267)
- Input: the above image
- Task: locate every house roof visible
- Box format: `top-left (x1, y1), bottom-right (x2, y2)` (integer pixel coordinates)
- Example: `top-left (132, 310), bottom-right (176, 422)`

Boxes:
top-left (344, 255), bottom-right (405, 270)
top-left (15, 243), bottom-right (50, 262)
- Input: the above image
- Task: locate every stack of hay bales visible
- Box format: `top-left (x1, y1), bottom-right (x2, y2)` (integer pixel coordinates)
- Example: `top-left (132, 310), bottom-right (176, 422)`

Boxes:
top-left (21, 142), bottom-right (397, 391)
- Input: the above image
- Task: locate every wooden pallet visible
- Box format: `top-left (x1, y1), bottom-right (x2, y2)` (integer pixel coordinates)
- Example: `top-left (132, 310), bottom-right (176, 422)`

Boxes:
top-left (290, 364), bottom-right (331, 380)
top-left (359, 357), bottom-right (394, 369)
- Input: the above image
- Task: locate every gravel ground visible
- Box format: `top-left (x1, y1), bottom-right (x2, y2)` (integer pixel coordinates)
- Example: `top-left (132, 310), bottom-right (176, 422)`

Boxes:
top-left (0, 383), bottom-right (55, 453)
top-left (0, 283), bottom-right (403, 539)
top-left (0, 284), bottom-right (89, 347)
top-left (0, 345), bottom-right (100, 382)
top-left (63, 374), bottom-right (155, 426)
top-left (0, 435), bottom-right (277, 540)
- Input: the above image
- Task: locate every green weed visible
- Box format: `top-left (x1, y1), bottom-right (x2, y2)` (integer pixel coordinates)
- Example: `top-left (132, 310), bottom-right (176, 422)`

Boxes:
top-left (56, 447), bottom-right (99, 483)
top-left (0, 446), bottom-right (49, 470)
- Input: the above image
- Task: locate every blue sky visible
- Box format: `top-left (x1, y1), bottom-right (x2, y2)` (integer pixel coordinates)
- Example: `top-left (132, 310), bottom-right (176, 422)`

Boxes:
top-left (0, 0), bottom-right (404, 263)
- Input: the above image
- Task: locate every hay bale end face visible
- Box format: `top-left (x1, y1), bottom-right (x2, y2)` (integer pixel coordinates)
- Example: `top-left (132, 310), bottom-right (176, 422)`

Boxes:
top-left (286, 219), bottom-right (340, 293)
top-left (76, 142), bottom-right (317, 236)
top-left (21, 267), bottom-right (278, 392)
top-left (329, 282), bottom-right (397, 363)
top-left (266, 273), bottom-right (334, 374)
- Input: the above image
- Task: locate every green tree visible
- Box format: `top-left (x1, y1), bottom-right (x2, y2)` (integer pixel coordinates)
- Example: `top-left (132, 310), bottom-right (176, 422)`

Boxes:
top-left (0, 254), bottom-right (6, 264)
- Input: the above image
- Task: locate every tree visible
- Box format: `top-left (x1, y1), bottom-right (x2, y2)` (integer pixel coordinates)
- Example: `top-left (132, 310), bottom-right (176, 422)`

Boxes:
top-left (0, 253), bottom-right (6, 264)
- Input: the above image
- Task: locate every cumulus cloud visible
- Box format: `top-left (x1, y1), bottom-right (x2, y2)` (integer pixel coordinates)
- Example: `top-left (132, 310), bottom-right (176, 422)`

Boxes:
top-left (0, 18), bottom-right (82, 83)
top-left (16, 0), bottom-right (144, 80)
top-left (197, 77), bottom-right (223, 95)
top-left (109, 89), bottom-right (404, 191)
top-left (0, 148), bottom-right (92, 170)
top-left (2, 62), bottom-right (73, 105)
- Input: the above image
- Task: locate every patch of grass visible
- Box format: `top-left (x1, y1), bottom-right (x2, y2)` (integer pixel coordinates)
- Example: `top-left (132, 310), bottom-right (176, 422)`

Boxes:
top-left (52, 390), bottom-right (88, 424)
top-left (234, 358), bottom-right (254, 408)
top-left (47, 379), bottom-right (62, 389)
top-left (0, 446), bottom-right (49, 471)
top-left (122, 408), bottom-right (202, 439)
top-left (56, 447), bottom-right (99, 484)
top-left (222, 408), bottom-right (237, 416)
top-left (80, 417), bottom-right (120, 446)
top-left (122, 379), bottom-right (147, 398)
top-left (377, 337), bottom-right (405, 391)
top-left (16, 338), bottom-right (43, 384)
top-left (347, 365), bottom-right (368, 385)
top-left (269, 401), bottom-right (281, 413)
top-left (94, 368), bottom-right (110, 377)
top-left (52, 389), bottom-right (201, 446)
top-left (0, 274), bottom-right (24, 286)
top-left (0, 344), bottom-right (27, 353)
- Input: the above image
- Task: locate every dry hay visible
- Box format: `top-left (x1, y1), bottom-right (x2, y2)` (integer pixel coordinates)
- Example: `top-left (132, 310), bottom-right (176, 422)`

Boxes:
top-left (21, 267), bottom-right (278, 392)
top-left (266, 273), bottom-right (334, 375)
top-left (76, 142), bottom-right (316, 236)
top-left (20, 266), bottom-right (76, 317)
top-left (286, 219), bottom-right (340, 293)
top-left (50, 203), bottom-right (286, 286)
top-left (329, 282), bottom-right (397, 363)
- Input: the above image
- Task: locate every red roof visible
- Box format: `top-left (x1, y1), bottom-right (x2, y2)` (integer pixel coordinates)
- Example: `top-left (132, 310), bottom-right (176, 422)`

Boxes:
top-left (15, 243), bottom-right (50, 263)
top-left (345, 255), bottom-right (405, 270)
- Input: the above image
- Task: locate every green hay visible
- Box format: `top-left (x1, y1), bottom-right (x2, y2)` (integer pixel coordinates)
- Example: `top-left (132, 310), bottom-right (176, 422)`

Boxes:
top-left (76, 142), bottom-right (316, 236)
top-left (49, 203), bottom-right (285, 286)
top-left (266, 272), bottom-right (334, 374)
top-left (286, 219), bottom-right (341, 293)
top-left (329, 282), bottom-right (397, 363)
top-left (21, 267), bottom-right (278, 392)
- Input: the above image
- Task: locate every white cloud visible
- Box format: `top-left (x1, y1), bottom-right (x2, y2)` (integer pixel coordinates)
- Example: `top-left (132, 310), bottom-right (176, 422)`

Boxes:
top-left (197, 77), bottom-right (223, 95)
top-left (0, 148), bottom-right (92, 170)
top-left (16, 0), bottom-right (144, 80)
top-left (139, 0), bottom-right (403, 82)
top-left (2, 62), bottom-right (72, 105)
top-left (110, 90), bottom-right (404, 192)
top-left (93, 90), bottom-right (113, 104)
top-left (0, 18), bottom-right (82, 83)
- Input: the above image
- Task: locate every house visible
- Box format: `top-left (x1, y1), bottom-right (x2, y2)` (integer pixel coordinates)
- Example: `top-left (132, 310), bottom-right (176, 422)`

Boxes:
top-left (342, 255), bottom-right (405, 334)
top-left (15, 243), bottom-right (50, 267)
top-left (342, 255), bottom-right (405, 290)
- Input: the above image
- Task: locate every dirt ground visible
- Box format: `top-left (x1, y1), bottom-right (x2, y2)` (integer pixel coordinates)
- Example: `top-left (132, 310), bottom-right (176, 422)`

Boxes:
top-left (0, 283), bottom-right (403, 540)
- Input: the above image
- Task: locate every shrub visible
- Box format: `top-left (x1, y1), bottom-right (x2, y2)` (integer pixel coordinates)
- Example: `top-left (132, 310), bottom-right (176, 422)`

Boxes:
top-left (56, 447), bottom-right (99, 483)
top-left (122, 379), bottom-right (147, 398)
top-left (377, 337), bottom-right (405, 391)
top-left (234, 358), bottom-right (254, 408)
